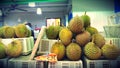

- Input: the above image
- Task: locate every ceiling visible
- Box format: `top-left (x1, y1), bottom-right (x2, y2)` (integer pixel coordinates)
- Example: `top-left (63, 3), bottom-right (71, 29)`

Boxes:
top-left (0, 0), bottom-right (72, 16)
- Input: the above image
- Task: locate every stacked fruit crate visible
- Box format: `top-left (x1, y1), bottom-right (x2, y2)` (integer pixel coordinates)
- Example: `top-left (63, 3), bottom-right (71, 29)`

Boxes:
top-left (0, 24), bottom-right (35, 68)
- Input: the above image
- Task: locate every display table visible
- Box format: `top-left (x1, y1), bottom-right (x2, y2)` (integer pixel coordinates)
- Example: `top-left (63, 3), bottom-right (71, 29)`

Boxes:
top-left (7, 55), bottom-right (83, 68)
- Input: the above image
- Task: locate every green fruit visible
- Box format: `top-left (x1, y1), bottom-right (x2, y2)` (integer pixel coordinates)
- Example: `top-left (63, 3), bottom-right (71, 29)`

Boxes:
top-left (51, 41), bottom-right (65, 60)
top-left (59, 28), bottom-right (72, 46)
top-left (66, 43), bottom-right (82, 61)
top-left (0, 41), bottom-right (6, 59)
top-left (101, 43), bottom-right (120, 59)
top-left (14, 24), bottom-right (29, 38)
top-left (6, 40), bottom-right (23, 57)
top-left (76, 31), bottom-right (91, 47)
top-left (92, 33), bottom-right (105, 48)
top-left (68, 15), bottom-right (84, 34)
top-left (84, 42), bottom-right (101, 60)
top-left (46, 26), bottom-right (60, 39)
top-left (86, 26), bottom-right (98, 36)
top-left (81, 12), bottom-right (91, 29)
top-left (3, 26), bottom-right (15, 38)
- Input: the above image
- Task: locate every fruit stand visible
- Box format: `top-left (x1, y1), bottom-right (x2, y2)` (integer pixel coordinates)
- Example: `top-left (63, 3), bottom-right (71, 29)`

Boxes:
top-left (0, 14), bottom-right (120, 68)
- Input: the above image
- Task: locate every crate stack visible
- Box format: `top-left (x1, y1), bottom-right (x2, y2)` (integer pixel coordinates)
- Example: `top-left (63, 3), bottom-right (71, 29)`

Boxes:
top-left (0, 24), bottom-right (35, 68)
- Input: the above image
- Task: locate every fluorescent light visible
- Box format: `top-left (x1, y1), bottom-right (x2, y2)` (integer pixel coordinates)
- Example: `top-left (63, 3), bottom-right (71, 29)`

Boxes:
top-left (37, 8), bottom-right (42, 15)
top-left (28, 2), bottom-right (35, 7)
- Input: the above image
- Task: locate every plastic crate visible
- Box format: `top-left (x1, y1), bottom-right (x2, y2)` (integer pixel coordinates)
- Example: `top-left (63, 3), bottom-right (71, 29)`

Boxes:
top-left (83, 56), bottom-right (120, 68)
top-left (49, 60), bottom-right (83, 68)
top-left (105, 38), bottom-right (120, 48)
top-left (104, 25), bottom-right (120, 38)
top-left (8, 55), bottom-right (44, 68)
top-left (37, 39), bottom-right (58, 55)
top-left (1, 36), bottom-right (34, 55)
top-left (0, 58), bottom-right (9, 68)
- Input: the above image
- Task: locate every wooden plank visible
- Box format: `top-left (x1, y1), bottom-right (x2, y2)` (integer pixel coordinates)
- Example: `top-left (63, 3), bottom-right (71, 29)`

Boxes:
top-left (29, 26), bottom-right (46, 60)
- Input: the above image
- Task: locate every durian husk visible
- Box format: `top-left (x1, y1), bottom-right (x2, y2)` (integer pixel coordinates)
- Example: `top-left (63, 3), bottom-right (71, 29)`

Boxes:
top-left (68, 15), bottom-right (84, 34)
top-left (6, 39), bottom-right (23, 57)
top-left (2, 26), bottom-right (15, 38)
top-left (66, 43), bottom-right (82, 61)
top-left (14, 24), bottom-right (28, 38)
top-left (86, 26), bottom-right (98, 36)
top-left (50, 41), bottom-right (65, 60)
top-left (92, 33), bottom-right (105, 48)
top-left (46, 25), bottom-right (60, 39)
top-left (59, 28), bottom-right (72, 46)
top-left (81, 12), bottom-right (91, 29)
top-left (84, 37), bottom-right (102, 60)
top-left (101, 41), bottom-right (120, 59)
top-left (75, 31), bottom-right (91, 47)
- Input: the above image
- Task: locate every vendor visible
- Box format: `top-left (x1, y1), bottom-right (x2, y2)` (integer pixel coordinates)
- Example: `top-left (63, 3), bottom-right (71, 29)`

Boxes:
top-left (25, 23), bottom-right (35, 38)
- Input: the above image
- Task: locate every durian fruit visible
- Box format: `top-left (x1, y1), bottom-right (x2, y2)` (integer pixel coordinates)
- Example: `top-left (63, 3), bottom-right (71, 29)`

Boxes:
top-left (86, 26), bottom-right (98, 36)
top-left (84, 42), bottom-right (102, 60)
top-left (6, 39), bottom-right (23, 57)
top-left (92, 33), bottom-right (105, 48)
top-left (76, 31), bottom-right (91, 47)
top-left (68, 15), bottom-right (84, 34)
top-left (0, 40), bottom-right (6, 59)
top-left (46, 25), bottom-right (61, 39)
top-left (14, 24), bottom-right (29, 38)
top-left (59, 28), bottom-right (72, 46)
top-left (101, 41), bottom-right (120, 59)
top-left (81, 11), bottom-right (91, 29)
top-left (66, 43), bottom-right (82, 61)
top-left (2, 26), bottom-right (15, 38)
top-left (50, 41), bottom-right (65, 60)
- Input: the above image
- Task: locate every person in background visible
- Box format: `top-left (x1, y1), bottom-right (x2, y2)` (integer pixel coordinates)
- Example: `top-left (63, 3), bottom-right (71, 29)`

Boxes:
top-left (25, 23), bottom-right (35, 38)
